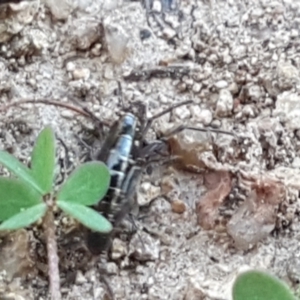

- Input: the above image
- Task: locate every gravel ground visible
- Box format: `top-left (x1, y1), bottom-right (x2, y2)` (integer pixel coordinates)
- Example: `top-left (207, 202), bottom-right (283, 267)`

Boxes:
top-left (1, 0), bottom-right (300, 299)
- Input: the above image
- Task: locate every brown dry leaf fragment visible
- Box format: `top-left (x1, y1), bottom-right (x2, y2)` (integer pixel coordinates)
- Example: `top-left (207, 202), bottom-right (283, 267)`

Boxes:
top-left (227, 175), bottom-right (285, 250)
top-left (196, 171), bottom-right (232, 230)
top-left (167, 135), bottom-right (210, 172)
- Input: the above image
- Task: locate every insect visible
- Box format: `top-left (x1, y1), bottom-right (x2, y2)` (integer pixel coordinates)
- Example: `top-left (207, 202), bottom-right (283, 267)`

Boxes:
top-left (84, 99), bottom-right (234, 255)
top-left (0, 97), bottom-right (234, 255)
top-left (86, 112), bottom-right (140, 254)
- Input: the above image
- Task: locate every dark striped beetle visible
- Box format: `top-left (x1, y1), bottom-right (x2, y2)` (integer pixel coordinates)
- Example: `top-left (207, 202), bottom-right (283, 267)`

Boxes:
top-left (86, 112), bottom-right (140, 254)
top-left (0, 97), bottom-right (234, 256)
top-left (85, 100), bottom-right (195, 255)
top-left (84, 100), bottom-right (234, 255)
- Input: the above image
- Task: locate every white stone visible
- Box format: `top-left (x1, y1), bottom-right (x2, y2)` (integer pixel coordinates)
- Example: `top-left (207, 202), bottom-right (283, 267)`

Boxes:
top-left (104, 23), bottom-right (129, 64)
top-left (163, 27), bottom-right (176, 40)
top-left (274, 92), bottom-right (300, 130)
top-left (277, 62), bottom-right (299, 80)
top-left (193, 107), bottom-right (212, 126)
top-left (75, 271), bottom-right (87, 284)
top-left (248, 85), bottom-right (262, 101)
top-left (216, 89), bottom-right (233, 116)
top-left (66, 62), bottom-right (75, 72)
top-left (214, 80), bottom-right (228, 89)
top-left (174, 105), bottom-right (191, 119)
top-left (192, 83), bottom-right (202, 93)
top-left (152, 0), bottom-right (162, 12)
top-left (72, 68), bottom-right (90, 80)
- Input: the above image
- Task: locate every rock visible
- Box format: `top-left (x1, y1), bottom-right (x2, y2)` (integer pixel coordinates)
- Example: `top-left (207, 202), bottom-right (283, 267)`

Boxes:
top-left (171, 199), bottom-right (186, 214)
top-left (111, 238), bottom-right (127, 260)
top-left (216, 89), bottom-right (233, 116)
top-left (231, 45), bottom-right (247, 59)
top-left (72, 68), bottom-right (90, 80)
top-left (66, 62), bottom-right (75, 72)
top-left (192, 107), bottom-right (212, 126)
top-left (174, 105), bottom-right (191, 119)
top-left (214, 80), bottom-right (228, 89)
top-left (274, 92), bottom-right (300, 130)
top-left (152, 0), bottom-right (162, 12)
top-left (227, 175), bottom-right (284, 250)
top-left (129, 232), bottom-right (160, 261)
top-left (45, 0), bottom-right (73, 20)
top-left (277, 61), bottom-right (299, 90)
top-left (227, 204), bottom-right (275, 250)
top-left (71, 18), bottom-right (102, 50)
top-left (91, 43), bottom-right (102, 56)
top-left (138, 182), bottom-right (161, 206)
top-left (0, 1), bottom-right (39, 43)
top-left (106, 262), bottom-right (118, 275)
top-left (140, 28), bottom-right (151, 40)
top-left (183, 276), bottom-right (205, 300)
top-left (192, 82), bottom-right (202, 93)
top-left (176, 43), bottom-right (191, 58)
top-left (75, 271), bottom-right (87, 284)
top-left (104, 21), bottom-right (129, 64)
top-left (247, 84), bottom-right (262, 102)
top-left (277, 61), bottom-right (299, 80)
top-left (228, 82), bottom-right (239, 94)
top-left (162, 27), bottom-right (176, 40)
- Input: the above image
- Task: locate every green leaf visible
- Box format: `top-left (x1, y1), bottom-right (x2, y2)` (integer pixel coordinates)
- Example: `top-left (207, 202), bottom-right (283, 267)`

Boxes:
top-left (232, 270), bottom-right (296, 300)
top-left (57, 201), bottom-right (112, 233)
top-left (0, 151), bottom-right (43, 194)
top-left (57, 162), bottom-right (110, 206)
top-left (31, 126), bottom-right (55, 194)
top-left (0, 203), bottom-right (47, 230)
top-left (0, 178), bottom-right (43, 221)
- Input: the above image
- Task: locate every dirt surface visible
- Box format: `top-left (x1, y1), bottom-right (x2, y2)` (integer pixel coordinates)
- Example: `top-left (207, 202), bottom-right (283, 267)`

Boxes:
top-left (1, 0), bottom-right (300, 299)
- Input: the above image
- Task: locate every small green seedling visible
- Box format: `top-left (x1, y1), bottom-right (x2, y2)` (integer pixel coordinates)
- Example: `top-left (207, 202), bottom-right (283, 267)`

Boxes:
top-left (233, 270), bottom-right (297, 300)
top-left (0, 126), bottom-right (112, 300)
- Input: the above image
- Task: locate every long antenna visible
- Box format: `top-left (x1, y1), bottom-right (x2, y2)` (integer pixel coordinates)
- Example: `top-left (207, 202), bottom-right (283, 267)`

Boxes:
top-left (0, 98), bottom-right (111, 127)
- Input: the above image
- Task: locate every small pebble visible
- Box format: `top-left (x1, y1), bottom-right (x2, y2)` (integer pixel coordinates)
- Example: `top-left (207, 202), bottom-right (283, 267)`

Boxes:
top-left (214, 80), bottom-right (228, 89)
top-left (106, 262), bottom-right (118, 275)
top-left (111, 238), bottom-right (127, 260)
top-left (247, 84), bottom-right (262, 102)
top-left (161, 177), bottom-right (175, 194)
top-left (91, 43), bottom-right (102, 56)
top-left (192, 82), bottom-right (202, 93)
top-left (177, 82), bottom-right (187, 92)
top-left (140, 29), bottom-right (152, 40)
top-left (211, 119), bottom-right (221, 128)
top-left (228, 82), bottom-right (239, 94)
top-left (73, 68), bottom-right (90, 80)
top-left (163, 27), bottom-right (176, 40)
top-left (75, 271), bottom-right (87, 284)
top-left (153, 0), bottom-right (162, 12)
top-left (61, 110), bottom-right (75, 119)
top-left (216, 89), bottom-right (233, 116)
top-left (129, 232), bottom-right (160, 261)
top-left (66, 61), bottom-right (75, 72)
top-left (174, 105), bottom-right (190, 119)
top-left (171, 199), bottom-right (186, 214)
top-left (193, 107), bottom-right (212, 126)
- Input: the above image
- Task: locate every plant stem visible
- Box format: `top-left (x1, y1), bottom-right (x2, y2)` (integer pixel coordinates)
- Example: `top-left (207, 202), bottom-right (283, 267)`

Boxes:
top-left (43, 208), bottom-right (61, 300)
